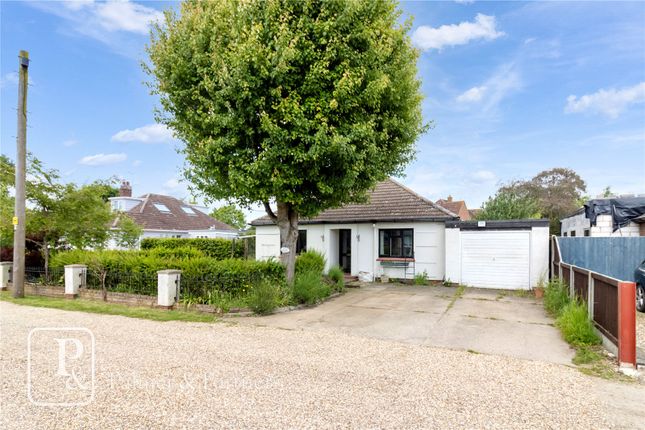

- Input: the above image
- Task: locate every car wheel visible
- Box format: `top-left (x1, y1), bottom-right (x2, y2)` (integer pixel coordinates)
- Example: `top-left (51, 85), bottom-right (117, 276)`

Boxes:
top-left (637, 284), bottom-right (645, 313)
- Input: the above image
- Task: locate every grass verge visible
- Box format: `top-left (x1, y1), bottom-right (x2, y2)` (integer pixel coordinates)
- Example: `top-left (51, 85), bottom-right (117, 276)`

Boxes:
top-left (0, 291), bottom-right (217, 323)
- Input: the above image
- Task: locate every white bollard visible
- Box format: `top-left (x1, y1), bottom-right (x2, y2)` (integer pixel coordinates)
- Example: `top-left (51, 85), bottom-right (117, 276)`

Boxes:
top-left (0, 262), bottom-right (11, 291)
top-left (64, 264), bottom-right (86, 299)
top-left (157, 270), bottom-right (181, 309)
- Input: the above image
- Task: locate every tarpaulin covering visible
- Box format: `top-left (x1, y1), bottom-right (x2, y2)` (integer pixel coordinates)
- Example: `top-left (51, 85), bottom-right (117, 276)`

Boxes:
top-left (584, 197), bottom-right (645, 231)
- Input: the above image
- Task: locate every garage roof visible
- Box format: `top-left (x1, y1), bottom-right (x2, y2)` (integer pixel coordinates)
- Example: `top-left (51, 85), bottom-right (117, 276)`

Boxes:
top-left (251, 178), bottom-right (458, 226)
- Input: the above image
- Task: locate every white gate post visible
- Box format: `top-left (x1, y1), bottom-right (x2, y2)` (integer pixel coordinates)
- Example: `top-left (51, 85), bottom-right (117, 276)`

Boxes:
top-left (64, 264), bottom-right (86, 299)
top-left (0, 262), bottom-right (12, 291)
top-left (157, 270), bottom-right (181, 309)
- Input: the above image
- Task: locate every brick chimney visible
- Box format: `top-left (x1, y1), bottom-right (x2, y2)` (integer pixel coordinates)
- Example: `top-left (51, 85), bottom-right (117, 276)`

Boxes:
top-left (119, 180), bottom-right (132, 197)
top-left (447, 195), bottom-right (453, 202)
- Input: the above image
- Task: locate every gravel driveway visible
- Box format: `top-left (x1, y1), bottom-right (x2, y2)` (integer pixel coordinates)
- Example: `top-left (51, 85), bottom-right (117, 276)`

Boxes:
top-left (0, 302), bottom-right (642, 429)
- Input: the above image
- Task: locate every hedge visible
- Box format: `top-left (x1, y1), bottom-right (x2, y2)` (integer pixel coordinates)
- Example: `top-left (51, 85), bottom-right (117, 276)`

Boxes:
top-left (140, 238), bottom-right (245, 260)
top-left (50, 249), bottom-right (284, 297)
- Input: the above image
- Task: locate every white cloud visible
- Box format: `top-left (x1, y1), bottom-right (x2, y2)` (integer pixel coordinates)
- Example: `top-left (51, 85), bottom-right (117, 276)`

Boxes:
top-left (79, 153), bottom-right (127, 166)
top-left (57, 0), bottom-right (162, 35)
top-left (565, 82), bottom-right (645, 119)
top-left (456, 63), bottom-right (522, 111)
top-left (132, 160), bottom-right (142, 167)
top-left (456, 86), bottom-right (487, 103)
top-left (111, 123), bottom-right (174, 144)
top-left (163, 177), bottom-right (180, 190)
top-left (0, 72), bottom-right (18, 88)
top-left (27, 0), bottom-right (163, 56)
top-left (63, 139), bottom-right (78, 147)
top-left (412, 14), bottom-right (504, 52)
top-left (470, 170), bottom-right (496, 183)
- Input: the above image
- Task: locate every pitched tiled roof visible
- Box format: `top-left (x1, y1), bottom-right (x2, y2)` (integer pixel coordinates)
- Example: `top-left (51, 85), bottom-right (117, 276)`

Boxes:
top-left (435, 199), bottom-right (465, 216)
top-left (122, 194), bottom-right (236, 232)
top-left (251, 178), bottom-right (457, 226)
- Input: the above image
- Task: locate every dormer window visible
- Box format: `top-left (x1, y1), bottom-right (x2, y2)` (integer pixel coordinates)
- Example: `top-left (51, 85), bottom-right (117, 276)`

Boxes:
top-left (154, 203), bottom-right (170, 213)
top-left (181, 207), bottom-right (196, 215)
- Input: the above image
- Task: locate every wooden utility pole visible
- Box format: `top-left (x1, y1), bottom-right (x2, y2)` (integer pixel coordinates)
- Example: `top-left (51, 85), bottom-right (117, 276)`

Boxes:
top-left (12, 50), bottom-right (29, 298)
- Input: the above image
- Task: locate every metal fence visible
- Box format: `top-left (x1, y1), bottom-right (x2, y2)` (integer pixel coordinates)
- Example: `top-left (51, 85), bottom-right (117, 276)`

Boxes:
top-left (558, 237), bottom-right (645, 282)
top-left (25, 266), bottom-right (64, 286)
top-left (22, 265), bottom-right (264, 301)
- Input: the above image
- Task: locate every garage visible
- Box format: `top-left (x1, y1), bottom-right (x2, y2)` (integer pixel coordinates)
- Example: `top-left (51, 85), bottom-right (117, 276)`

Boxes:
top-left (444, 220), bottom-right (550, 290)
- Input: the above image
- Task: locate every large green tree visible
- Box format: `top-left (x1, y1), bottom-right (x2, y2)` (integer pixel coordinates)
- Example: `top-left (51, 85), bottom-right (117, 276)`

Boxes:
top-left (1, 155), bottom-right (118, 271)
top-left (211, 204), bottom-right (246, 230)
top-left (147, 0), bottom-right (426, 281)
top-left (477, 184), bottom-right (541, 221)
top-left (478, 168), bottom-right (586, 234)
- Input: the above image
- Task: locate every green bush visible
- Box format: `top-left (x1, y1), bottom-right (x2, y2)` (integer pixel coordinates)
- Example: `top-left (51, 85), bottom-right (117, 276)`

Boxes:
top-left (146, 246), bottom-right (205, 259)
top-left (292, 271), bottom-right (331, 305)
top-left (327, 265), bottom-right (345, 291)
top-left (544, 278), bottom-right (570, 316)
top-left (50, 249), bottom-right (284, 297)
top-left (295, 250), bottom-right (326, 275)
top-left (140, 238), bottom-right (245, 260)
top-left (247, 281), bottom-right (280, 315)
top-left (556, 301), bottom-right (601, 346)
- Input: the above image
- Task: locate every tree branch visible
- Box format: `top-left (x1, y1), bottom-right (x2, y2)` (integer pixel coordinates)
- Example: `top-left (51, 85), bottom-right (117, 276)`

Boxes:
top-left (263, 201), bottom-right (277, 223)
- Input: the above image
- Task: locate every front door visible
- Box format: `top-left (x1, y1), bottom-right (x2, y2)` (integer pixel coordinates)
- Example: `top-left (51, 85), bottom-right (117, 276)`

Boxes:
top-left (339, 229), bottom-right (351, 273)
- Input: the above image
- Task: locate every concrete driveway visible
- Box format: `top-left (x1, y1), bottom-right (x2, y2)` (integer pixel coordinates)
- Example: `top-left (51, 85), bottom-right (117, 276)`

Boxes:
top-left (242, 283), bottom-right (575, 365)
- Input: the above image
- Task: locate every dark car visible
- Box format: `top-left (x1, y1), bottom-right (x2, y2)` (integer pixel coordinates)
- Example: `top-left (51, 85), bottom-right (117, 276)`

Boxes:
top-left (636, 260), bottom-right (645, 313)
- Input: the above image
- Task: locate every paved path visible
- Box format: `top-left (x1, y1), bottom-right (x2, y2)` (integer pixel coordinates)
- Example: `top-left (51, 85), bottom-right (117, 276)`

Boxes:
top-left (242, 284), bottom-right (575, 365)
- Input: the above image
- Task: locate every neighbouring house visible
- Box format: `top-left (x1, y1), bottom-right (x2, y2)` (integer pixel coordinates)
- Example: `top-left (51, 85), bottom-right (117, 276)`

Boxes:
top-left (560, 196), bottom-right (645, 237)
top-left (435, 196), bottom-right (472, 220)
top-left (108, 181), bottom-right (237, 248)
top-left (468, 208), bottom-right (481, 219)
top-left (252, 178), bottom-right (457, 281)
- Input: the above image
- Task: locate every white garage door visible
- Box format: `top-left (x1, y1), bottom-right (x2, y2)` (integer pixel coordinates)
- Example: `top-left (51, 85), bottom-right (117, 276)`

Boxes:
top-left (461, 230), bottom-right (530, 290)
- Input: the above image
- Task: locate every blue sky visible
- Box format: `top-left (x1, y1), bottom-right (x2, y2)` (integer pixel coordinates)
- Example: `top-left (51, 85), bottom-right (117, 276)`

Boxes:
top-left (1, 1), bottom-right (644, 221)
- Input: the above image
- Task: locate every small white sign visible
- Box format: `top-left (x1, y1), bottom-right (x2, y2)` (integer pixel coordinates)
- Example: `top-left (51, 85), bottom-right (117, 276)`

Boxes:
top-left (280, 247), bottom-right (290, 254)
top-left (477, 221), bottom-right (486, 227)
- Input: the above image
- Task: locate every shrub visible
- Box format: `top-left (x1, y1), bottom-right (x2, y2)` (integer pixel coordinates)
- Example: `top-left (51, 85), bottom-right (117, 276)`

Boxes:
top-left (145, 246), bottom-right (205, 259)
top-left (50, 249), bottom-right (284, 297)
top-left (327, 265), bottom-right (344, 291)
top-left (414, 270), bottom-right (428, 285)
top-left (292, 271), bottom-right (331, 305)
top-left (295, 250), bottom-right (326, 275)
top-left (140, 238), bottom-right (244, 260)
top-left (556, 301), bottom-right (601, 346)
top-left (544, 278), bottom-right (570, 317)
top-left (247, 281), bottom-right (280, 315)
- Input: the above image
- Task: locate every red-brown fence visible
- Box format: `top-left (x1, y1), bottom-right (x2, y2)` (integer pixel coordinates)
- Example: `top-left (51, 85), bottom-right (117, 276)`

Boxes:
top-left (550, 236), bottom-right (636, 367)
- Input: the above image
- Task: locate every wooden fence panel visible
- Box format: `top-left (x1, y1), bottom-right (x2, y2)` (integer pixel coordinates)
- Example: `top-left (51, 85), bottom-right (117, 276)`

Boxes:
top-left (592, 272), bottom-right (619, 345)
top-left (572, 267), bottom-right (589, 302)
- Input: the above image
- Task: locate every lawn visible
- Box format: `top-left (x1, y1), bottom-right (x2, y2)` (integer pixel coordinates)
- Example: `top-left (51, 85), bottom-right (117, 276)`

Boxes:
top-left (0, 291), bottom-right (217, 323)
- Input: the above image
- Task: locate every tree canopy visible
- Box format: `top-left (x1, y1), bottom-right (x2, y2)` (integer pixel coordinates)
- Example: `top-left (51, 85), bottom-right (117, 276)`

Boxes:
top-left (478, 168), bottom-right (586, 234)
top-left (147, 0), bottom-right (427, 280)
top-left (211, 204), bottom-right (246, 230)
top-left (0, 155), bottom-right (133, 266)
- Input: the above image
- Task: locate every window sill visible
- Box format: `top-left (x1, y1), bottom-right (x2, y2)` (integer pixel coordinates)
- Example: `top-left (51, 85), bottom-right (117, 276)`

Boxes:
top-left (377, 257), bottom-right (415, 262)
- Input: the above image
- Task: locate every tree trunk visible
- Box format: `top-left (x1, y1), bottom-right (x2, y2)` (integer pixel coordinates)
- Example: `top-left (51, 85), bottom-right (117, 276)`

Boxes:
top-left (42, 240), bottom-right (49, 281)
top-left (276, 202), bottom-right (299, 284)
